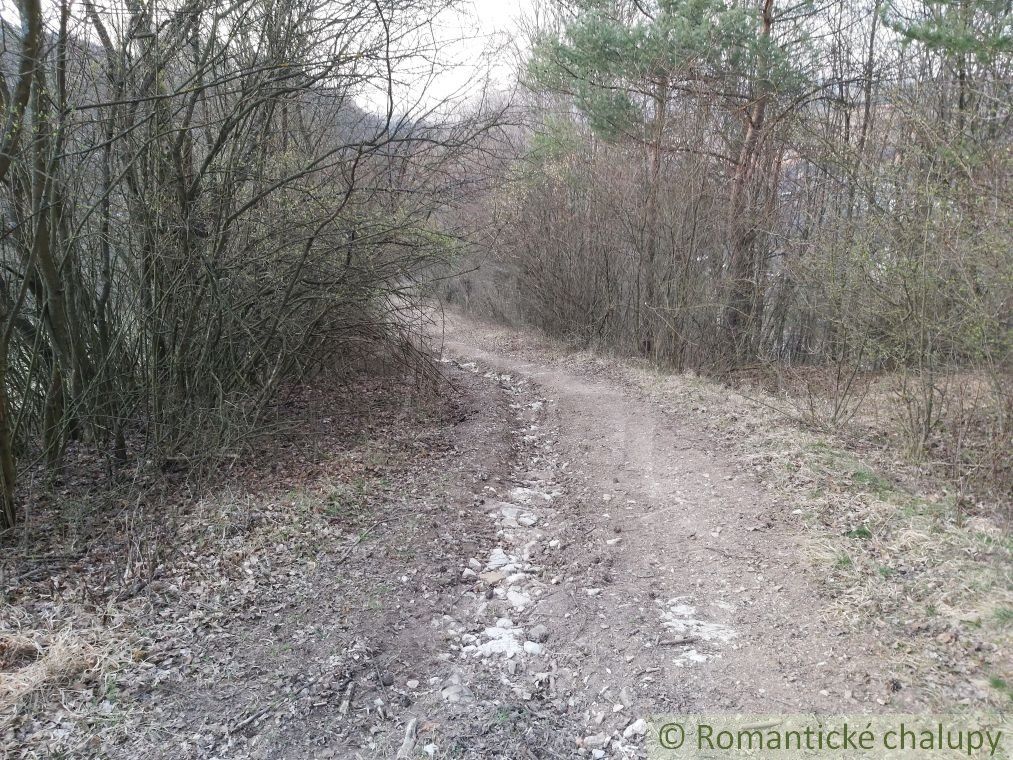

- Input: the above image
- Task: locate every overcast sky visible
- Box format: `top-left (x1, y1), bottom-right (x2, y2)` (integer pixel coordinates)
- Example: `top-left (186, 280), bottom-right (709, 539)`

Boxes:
top-left (358, 0), bottom-right (535, 115)
top-left (0, 0), bottom-right (536, 116)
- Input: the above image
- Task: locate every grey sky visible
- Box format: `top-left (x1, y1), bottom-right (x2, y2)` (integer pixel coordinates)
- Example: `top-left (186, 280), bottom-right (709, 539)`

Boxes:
top-left (358, 0), bottom-right (534, 115)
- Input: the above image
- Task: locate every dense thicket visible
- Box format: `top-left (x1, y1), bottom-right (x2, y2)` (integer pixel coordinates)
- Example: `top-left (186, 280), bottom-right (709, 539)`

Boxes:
top-left (0, 0), bottom-right (498, 530)
top-left (449, 0), bottom-right (1011, 496)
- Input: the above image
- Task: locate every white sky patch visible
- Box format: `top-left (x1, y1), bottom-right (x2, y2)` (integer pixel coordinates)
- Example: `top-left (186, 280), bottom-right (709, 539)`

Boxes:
top-left (357, 0), bottom-right (534, 116)
top-left (0, 0), bottom-right (532, 118)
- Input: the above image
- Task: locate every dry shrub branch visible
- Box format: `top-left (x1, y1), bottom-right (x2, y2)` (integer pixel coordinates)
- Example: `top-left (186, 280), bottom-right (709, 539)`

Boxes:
top-left (0, 0), bottom-right (505, 532)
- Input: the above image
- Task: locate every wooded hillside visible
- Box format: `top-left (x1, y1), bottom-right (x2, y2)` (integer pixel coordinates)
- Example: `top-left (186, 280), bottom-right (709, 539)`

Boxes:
top-left (450, 0), bottom-right (1011, 502)
top-left (0, 0), bottom-right (499, 531)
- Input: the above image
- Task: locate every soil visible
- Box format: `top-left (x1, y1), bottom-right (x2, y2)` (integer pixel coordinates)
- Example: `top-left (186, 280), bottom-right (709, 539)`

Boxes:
top-left (5, 313), bottom-right (944, 759)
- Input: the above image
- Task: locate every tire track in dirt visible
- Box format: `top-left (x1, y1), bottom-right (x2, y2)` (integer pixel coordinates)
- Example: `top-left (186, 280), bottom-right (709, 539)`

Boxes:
top-left (407, 315), bottom-right (880, 758)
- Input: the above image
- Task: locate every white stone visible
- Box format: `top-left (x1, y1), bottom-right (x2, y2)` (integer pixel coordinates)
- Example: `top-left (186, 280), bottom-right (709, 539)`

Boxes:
top-left (507, 590), bottom-right (531, 609)
top-left (487, 547), bottom-right (511, 570)
top-left (623, 719), bottom-right (648, 738)
top-left (583, 733), bottom-right (608, 749)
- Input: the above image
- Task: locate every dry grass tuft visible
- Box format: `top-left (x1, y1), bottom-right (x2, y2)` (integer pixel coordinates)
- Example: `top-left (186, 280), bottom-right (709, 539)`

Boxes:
top-left (0, 630), bottom-right (99, 712)
top-left (0, 634), bottom-right (41, 671)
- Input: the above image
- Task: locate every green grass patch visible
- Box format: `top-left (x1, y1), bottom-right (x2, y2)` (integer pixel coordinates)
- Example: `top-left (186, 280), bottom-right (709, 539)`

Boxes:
top-left (323, 477), bottom-right (372, 519)
top-left (988, 676), bottom-right (1013, 702)
top-left (851, 467), bottom-right (894, 494)
top-left (994, 607), bottom-right (1013, 628)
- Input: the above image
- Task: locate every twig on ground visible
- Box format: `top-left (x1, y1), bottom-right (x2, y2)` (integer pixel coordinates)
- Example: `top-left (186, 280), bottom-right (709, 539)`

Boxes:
top-left (335, 521), bottom-right (384, 566)
top-left (338, 681), bottom-right (355, 717)
top-left (395, 716), bottom-right (419, 759)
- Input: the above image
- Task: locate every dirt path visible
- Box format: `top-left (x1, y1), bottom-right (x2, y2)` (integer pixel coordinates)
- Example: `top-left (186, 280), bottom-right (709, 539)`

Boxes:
top-left (96, 314), bottom-right (886, 760)
top-left (439, 316), bottom-right (869, 711)
top-left (394, 314), bottom-right (883, 757)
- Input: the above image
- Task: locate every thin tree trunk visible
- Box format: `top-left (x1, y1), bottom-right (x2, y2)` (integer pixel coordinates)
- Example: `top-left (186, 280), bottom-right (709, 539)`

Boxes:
top-left (723, 0), bottom-right (775, 366)
top-left (0, 0), bottom-right (43, 531)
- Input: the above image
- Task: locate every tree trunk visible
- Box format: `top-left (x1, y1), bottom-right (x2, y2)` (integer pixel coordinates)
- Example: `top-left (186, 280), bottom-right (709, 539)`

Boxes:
top-left (0, 0), bottom-right (44, 532)
top-left (723, 0), bottom-right (776, 366)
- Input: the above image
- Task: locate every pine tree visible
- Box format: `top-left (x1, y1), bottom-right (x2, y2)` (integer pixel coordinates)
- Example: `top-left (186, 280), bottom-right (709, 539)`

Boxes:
top-left (527, 0), bottom-right (811, 363)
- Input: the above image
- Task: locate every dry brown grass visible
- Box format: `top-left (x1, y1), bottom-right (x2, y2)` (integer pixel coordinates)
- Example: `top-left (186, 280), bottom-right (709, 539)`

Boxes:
top-left (622, 363), bottom-right (1012, 708)
top-left (761, 366), bottom-right (1012, 508)
top-left (0, 629), bottom-right (100, 713)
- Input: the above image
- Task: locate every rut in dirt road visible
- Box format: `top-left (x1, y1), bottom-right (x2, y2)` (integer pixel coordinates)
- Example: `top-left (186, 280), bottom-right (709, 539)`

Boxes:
top-left (391, 316), bottom-right (885, 758)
